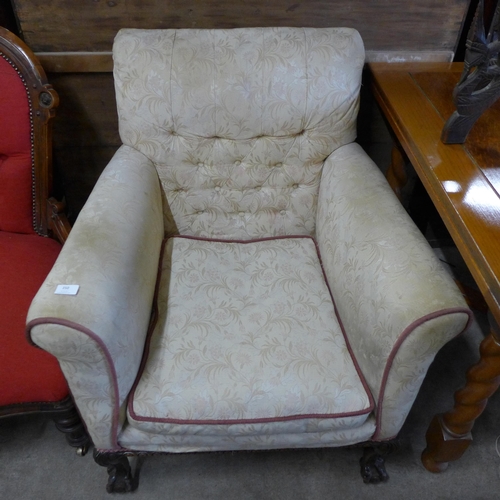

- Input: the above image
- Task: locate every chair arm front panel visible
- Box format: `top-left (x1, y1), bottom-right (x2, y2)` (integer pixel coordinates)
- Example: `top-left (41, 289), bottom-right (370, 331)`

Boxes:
top-left (27, 145), bottom-right (164, 449)
top-left (316, 143), bottom-right (472, 440)
top-left (374, 311), bottom-right (469, 440)
top-left (26, 321), bottom-right (122, 449)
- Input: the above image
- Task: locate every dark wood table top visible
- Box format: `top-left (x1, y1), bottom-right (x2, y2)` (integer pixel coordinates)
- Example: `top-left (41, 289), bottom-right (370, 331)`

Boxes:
top-left (369, 62), bottom-right (500, 325)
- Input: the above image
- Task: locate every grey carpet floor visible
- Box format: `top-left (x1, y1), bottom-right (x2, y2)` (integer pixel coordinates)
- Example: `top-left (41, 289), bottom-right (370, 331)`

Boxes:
top-left (1, 247), bottom-right (499, 499)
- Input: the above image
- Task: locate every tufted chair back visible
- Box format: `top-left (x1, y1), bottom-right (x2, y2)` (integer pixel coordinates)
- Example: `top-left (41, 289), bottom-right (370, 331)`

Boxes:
top-left (0, 30), bottom-right (60, 237)
top-left (113, 28), bottom-right (364, 239)
top-left (0, 53), bottom-right (34, 234)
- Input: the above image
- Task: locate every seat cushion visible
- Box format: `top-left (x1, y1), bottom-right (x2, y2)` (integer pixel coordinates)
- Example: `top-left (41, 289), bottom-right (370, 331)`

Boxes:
top-left (127, 236), bottom-right (373, 442)
top-left (0, 232), bottom-right (68, 407)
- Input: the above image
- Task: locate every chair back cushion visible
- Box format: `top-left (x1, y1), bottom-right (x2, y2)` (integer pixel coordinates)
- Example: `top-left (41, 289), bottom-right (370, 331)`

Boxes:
top-left (113, 28), bottom-right (364, 239)
top-left (0, 55), bottom-right (34, 234)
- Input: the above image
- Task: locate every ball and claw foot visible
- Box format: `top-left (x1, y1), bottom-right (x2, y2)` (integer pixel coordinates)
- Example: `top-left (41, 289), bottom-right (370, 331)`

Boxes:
top-left (106, 463), bottom-right (136, 494)
top-left (360, 447), bottom-right (389, 484)
top-left (94, 450), bottom-right (139, 493)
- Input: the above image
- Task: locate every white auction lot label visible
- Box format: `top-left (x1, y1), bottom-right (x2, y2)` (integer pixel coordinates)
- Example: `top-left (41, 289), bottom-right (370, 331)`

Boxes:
top-left (55, 284), bottom-right (80, 295)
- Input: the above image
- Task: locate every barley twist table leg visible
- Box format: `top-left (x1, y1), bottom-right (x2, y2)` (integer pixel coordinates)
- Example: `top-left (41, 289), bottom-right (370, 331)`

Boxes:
top-left (422, 314), bottom-right (500, 472)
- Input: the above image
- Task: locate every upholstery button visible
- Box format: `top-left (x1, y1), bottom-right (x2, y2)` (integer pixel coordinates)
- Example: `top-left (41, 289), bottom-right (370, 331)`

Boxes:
top-left (197, 162), bottom-right (204, 167)
top-left (255, 186), bottom-right (262, 191)
top-left (197, 210), bottom-right (204, 215)
top-left (234, 160), bottom-right (241, 166)
top-left (280, 210), bottom-right (286, 215)
top-left (292, 184), bottom-right (299, 189)
top-left (239, 212), bottom-right (245, 217)
top-left (215, 186), bottom-right (221, 192)
top-left (275, 162), bottom-right (283, 168)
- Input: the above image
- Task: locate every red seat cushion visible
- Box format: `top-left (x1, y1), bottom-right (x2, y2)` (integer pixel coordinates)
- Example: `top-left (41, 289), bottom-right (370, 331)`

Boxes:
top-left (0, 231), bottom-right (68, 406)
top-left (0, 55), bottom-right (34, 234)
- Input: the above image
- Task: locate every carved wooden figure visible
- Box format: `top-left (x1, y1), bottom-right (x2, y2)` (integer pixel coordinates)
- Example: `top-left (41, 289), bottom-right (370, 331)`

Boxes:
top-left (441, 0), bottom-right (500, 143)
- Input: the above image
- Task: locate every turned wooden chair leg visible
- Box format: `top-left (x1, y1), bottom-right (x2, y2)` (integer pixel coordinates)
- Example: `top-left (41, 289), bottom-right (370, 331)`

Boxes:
top-left (422, 313), bottom-right (500, 472)
top-left (52, 397), bottom-right (91, 456)
top-left (386, 143), bottom-right (407, 201)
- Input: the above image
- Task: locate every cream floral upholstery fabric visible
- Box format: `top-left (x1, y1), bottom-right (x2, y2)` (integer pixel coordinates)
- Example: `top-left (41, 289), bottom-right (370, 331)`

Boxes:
top-left (26, 28), bottom-right (472, 454)
top-left (126, 236), bottom-right (373, 448)
top-left (316, 143), bottom-right (471, 439)
top-left (113, 27), bottom-right (364, 239)
top-left (118, 415), bottom-right (378, 453)
top-left (27, 146), bottom-right (164, 449)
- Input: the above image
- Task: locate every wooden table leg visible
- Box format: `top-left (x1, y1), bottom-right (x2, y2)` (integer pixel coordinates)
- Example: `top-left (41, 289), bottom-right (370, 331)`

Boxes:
top-left (385, 143), bottom-right (407, 201)
top-left (421, 313), bottom-right (500, 472)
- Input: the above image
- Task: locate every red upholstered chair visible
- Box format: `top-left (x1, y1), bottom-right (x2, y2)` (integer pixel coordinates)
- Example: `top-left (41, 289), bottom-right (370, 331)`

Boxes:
top-left (0, 27), bottom-right (89, 454)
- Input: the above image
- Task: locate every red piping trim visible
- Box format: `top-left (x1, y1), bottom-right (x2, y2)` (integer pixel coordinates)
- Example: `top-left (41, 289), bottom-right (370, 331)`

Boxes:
top-left (26, 317), bottom-right (123, 450)
top-left (313, 239), bottom-right (376, 414)
top-left (168, 234), bottom-right (315, 245)
top-left (371, 307), bottom-right (473, 441)
top-left (132, 409), bottom-right (372, 425)
top-left (128, 235), bottom-right (375, 426)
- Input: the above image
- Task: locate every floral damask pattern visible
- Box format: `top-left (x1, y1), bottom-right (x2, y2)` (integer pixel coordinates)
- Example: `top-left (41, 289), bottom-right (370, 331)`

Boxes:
top-left (113, 28), bottom-right (364, 239)
top-left (27, 146), bottom-right (164, 449)
top-left (118, 415), bottom-right (377, 453)
top-left (316, 143), bottom-right (471, 439)
top-left (26, 29), bottom-right (472, 454)
top-left (128, 236), bottom-right (373, 439)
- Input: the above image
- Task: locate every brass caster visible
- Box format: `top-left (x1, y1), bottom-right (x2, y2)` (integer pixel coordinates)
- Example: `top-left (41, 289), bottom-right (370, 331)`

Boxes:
top-left (77, 444), bottom-right (89, 457)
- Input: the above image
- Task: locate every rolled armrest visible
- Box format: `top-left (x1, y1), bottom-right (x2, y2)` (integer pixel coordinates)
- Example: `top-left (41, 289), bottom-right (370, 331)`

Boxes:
top-left (316, 143), bottom-right (472, 440)
top-left (27, 145), bottom-right (164, 449)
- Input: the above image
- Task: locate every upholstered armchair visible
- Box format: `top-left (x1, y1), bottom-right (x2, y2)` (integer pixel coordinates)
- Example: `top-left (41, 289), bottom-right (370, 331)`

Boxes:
top-left (27, 27), bottom-right (472, 492)
top-left (0, 27), bottom-right (89, 454)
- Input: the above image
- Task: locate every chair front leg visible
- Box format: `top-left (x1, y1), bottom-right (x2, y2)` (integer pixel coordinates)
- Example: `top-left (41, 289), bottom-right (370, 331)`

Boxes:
top-left (93, 450), bottom-right (139, 493)
top-left (51, 397), bottom-right (91, 456)
top-left (359, 440), bottom-right (400, 484)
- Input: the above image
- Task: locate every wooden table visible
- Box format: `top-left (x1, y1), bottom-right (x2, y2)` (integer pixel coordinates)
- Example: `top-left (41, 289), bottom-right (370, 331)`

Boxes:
top-left (369, 62), bottom-right (500, 473)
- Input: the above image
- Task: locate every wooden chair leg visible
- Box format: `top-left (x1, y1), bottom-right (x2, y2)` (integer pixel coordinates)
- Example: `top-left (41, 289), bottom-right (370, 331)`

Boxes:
top-left (52, 397), bottom-right (91, 456)
top-left (93, 450), bottom-right (139, 493)
top-left (421, 313), bottom-right (500, 472)
top-left (386, 143), bottom-right (407, 201)
top-left (359, 440), bottom-right (400, 483)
